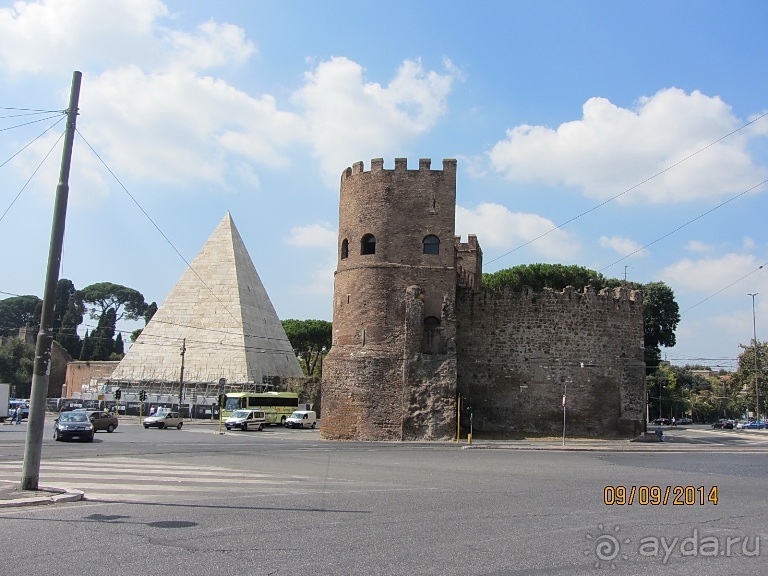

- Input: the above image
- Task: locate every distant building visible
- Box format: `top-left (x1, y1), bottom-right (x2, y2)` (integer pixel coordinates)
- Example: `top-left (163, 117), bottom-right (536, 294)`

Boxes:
top-left (63, 361), bottom-right (119, 399)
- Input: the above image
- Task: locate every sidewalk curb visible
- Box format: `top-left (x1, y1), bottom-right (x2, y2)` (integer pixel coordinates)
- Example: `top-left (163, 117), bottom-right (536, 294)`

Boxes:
top-left (0, 486), bottom-right (84, 508)
top-left (462, 443), bottom-right (768, 453)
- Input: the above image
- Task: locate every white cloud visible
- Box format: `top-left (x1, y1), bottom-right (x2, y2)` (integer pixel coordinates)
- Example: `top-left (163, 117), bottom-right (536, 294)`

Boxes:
top-left (742, 236), bottom-right (756, 249)
top-left (80, 65), bottom-right (304, 186)
top-left (0, 2), bottom-right (457, 195)
top-left (659, 253), bottom-right (765, 295)
top-left (599, 235), bottom-right (645, 257)
top-left (0, 0), bottom-right (168, 75)
top-left (10, 129), bottom-right (111, 207)
top-left (285, 223), bottom-right (337, 249)
top-left (456, 203), bottom-right (580, 259)
top-left (489, 88), bottom-right (768, 204)
top-left (685, 240), bottom-right (714, 253)
top-left (167, 20), bottom-right (256, 71)
top-left (292, 57), bottom-right (458, 186)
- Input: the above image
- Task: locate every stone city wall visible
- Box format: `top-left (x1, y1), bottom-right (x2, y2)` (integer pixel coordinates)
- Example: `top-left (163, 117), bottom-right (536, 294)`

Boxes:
top-left (455, 285), bottom-right (645, 437)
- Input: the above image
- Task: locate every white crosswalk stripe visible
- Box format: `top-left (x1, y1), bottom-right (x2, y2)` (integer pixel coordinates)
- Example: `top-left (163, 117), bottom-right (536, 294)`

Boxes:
top-left (665, 428), bottom-right (768, 447)
top-left (0, 457), bottom-right (312, 502)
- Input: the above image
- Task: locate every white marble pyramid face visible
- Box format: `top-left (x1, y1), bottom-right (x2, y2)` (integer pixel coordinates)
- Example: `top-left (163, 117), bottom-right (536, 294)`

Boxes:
top-left (111, 213), bottom-right (303, 384)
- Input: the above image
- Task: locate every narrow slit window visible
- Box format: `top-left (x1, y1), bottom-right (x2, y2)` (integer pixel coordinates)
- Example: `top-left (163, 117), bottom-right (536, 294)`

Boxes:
top-left (340, 239), bottom-right (349, 259)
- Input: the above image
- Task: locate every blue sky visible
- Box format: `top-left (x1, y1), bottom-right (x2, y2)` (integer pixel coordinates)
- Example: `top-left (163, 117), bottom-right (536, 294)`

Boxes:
top-left (1, 0), bottom-right (766, 370)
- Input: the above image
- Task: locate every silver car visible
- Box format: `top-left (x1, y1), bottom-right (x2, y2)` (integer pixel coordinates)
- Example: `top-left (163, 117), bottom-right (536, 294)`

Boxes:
top-left (143, 411), bottom-right (183, 430)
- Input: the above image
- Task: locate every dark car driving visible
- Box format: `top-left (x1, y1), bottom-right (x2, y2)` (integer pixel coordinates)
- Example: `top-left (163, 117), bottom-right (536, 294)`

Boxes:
top-left (53, 411), bottom-right (95, 442)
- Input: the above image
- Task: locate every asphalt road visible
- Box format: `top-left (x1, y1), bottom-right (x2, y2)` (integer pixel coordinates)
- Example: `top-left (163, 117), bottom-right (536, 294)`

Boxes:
top-left (0, 419), bottom-right (766, 575)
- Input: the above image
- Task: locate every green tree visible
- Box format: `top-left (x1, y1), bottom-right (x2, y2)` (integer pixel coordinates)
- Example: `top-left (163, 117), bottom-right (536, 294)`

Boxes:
top-left (144, 301), bottom-right (158, 323)
top-left (76, 283), bottom-right (147, 360)
top-left (0, 295), bottom-right (42, 336)
top-left (130, 300), bottom-right (158, 342)
top-left (91, 308), bottom-right (117, 361)
top-left (0, 337), bottom-right (35, 396)
top-left (483, 263), bottom-right (608, 293)
top-left (53, 279), bottom-right (75, 336)
top-left (730, 340), bottom-right (768, 418)
top-left (113, 332), bottom-right (125, 357)
top-left (642, 282), bottom-right (680, 371)
top-left (54, 279), bottom-right (84, 358)
top-left (76, 282), bottom-right (148, 323)
top-left (282, 319), bottom-right (332, 377)
top-left (80, 330), bottom-right (95, 361)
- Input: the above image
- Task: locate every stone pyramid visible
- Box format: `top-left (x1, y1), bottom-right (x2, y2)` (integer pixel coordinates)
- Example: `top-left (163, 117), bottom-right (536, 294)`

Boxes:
top-left (111, 213), bottom-right (303, 384)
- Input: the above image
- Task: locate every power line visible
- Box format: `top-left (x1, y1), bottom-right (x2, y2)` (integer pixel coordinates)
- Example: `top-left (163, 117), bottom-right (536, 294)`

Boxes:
top-left (75, 128), bottom-right (245, 331)
top-left (0, 106), bottom-right (64, 113)
top-left (486, 110), bottom-right (768, 266)
top-left (598, 179), bottom-right (768, 273)
top-left (0, 129), bottom-right (65, 225)
top-left (0, 115), bottom-right (66, 170)
top-left (680, 262), bottom-right (766, 315)
top-left (0, 112), bottom-right (66, 133)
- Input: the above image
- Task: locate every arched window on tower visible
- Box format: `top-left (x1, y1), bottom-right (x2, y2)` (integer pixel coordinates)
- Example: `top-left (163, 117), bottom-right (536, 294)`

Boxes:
top-left (423, 235), bottom-right (440, 255)
top-left (361, 234), bottom-right (376, 255)
top-left (340, 239), bottom-right (348, 259)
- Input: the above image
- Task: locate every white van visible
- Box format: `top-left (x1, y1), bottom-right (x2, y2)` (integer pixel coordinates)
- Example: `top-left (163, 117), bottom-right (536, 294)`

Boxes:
top-left (225, 409), bottom-right (266, 431)
top-left (285, 410), bottom-right (317, 429)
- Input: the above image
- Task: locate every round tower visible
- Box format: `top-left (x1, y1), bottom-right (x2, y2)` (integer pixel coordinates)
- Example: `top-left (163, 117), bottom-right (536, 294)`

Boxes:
top-left (321, 158), bottom-right (459, 441)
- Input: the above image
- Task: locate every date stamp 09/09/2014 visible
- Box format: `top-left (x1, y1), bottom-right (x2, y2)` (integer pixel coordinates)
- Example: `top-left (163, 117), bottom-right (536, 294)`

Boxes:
top-left (603, 485), bottom-right (719, 506)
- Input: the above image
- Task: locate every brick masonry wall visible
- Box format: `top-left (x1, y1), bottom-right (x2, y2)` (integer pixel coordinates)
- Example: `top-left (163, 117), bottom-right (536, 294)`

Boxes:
top-left (322, 159), bottom-right (459, 440)
top-left (456, 285), bottom-right (645, 437)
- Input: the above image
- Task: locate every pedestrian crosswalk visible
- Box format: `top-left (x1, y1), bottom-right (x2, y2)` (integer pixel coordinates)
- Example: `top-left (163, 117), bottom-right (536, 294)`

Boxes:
top-left (0, 457), bottom-right (314, 502)
top-left (665, 427), bottom-right (768, 448)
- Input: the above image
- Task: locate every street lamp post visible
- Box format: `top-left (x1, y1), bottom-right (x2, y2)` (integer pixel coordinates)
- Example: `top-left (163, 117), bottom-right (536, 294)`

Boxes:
top-left (748, 293), bottom-right (759, 424)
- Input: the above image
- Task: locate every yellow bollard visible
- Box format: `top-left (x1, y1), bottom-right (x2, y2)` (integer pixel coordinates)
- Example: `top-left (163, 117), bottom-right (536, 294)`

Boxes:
top-left (468, 433), bottom-right (472, 445)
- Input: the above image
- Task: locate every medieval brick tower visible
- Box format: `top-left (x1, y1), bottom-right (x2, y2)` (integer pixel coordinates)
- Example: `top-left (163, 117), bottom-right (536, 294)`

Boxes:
top-left (321, 158), bottom-right (460, 440)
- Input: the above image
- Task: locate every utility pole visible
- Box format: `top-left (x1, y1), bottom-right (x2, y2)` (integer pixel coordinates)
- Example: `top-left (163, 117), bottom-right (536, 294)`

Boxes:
top-left (178, 338), bottom-right (186, 413)
top-left (21, 71), bottom-right (81, 491)
top-left (748, 293), bottom-right (759, 423)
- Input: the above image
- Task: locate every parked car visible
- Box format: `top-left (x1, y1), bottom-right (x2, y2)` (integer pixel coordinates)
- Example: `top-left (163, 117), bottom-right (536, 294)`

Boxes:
top-left (143, 411), bottom-right (183, 430)
top-left (653, 418), bottom-right (670, 425)
top-left (225, 409), bottom-right (266, 431)
top-left (53, 411), bottom-right (94, 442)
top-left (712, 419), bottom-right (726, 429)
top-left (285, 410), bottom-right (317, 429)
top-left (722, 419), bottom-right (735, 429)
top-left (82, 410), bottom-right (119, 433)
top-left (741, 421), bottom-right (766, 430)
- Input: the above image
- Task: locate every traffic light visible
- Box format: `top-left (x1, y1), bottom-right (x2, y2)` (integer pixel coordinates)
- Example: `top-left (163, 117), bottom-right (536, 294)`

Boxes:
top-left (139, 390), bottom-right (147, 402)
top-left (218, 394), bottom-right (227, 408)
top-left (114, 389), bottom-right (122, 400)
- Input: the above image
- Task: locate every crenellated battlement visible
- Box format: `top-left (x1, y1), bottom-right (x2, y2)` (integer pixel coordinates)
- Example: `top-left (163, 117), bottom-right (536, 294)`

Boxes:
top-left (486, 284), bottom-right (643, 307)
top-left (343, 157), bottom-right (457, 179)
